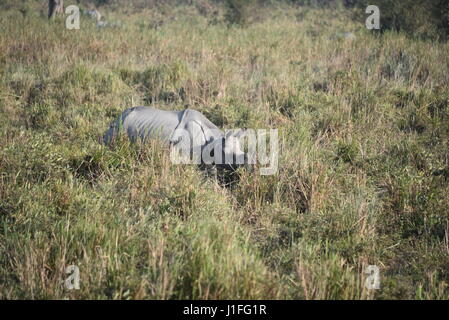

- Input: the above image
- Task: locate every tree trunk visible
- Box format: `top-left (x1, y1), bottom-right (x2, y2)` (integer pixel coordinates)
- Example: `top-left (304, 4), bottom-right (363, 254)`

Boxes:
top-left (48, 0), bottom-right (64, 19)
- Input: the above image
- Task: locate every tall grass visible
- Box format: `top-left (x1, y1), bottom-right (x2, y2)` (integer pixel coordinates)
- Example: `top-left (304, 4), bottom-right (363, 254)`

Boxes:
top-left (0, 1), bottom-right (448, 299)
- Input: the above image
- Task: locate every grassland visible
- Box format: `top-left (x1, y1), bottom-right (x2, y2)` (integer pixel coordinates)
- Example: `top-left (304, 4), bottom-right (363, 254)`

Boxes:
top-left (0, 1), bottom-right (448, 299)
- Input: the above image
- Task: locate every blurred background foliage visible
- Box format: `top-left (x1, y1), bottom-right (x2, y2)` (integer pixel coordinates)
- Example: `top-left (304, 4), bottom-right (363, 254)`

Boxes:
top-left (2, 0), bottom-right (449, 39)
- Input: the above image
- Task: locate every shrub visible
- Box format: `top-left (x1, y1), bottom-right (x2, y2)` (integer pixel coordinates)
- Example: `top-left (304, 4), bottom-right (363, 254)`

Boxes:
top-left (224, 0), bottom-right (257, 26)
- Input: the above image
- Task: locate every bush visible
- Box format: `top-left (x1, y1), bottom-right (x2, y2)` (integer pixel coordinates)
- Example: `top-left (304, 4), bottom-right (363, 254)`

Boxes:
top-left (224, 0), bottom-right (257, 26)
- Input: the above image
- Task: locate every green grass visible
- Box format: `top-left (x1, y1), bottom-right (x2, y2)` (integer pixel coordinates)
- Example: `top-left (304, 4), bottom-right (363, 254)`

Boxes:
top-left (0, 1), bottom-right (448, 299)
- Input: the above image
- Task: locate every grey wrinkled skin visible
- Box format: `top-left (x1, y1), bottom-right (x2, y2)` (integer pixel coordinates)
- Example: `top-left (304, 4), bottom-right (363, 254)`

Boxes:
top-left (103, 106), bottom-right (247, 173)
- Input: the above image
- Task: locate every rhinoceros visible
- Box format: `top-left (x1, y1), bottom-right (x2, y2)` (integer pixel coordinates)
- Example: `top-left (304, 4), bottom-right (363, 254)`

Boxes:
top-left (103, 106), bottom-right (247, 172)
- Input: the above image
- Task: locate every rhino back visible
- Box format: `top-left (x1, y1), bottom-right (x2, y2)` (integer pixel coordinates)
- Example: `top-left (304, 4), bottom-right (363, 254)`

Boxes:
top-left (181, 109), bottom-right (224, 141)
top-left (123, 106), bottom-right (181, 142)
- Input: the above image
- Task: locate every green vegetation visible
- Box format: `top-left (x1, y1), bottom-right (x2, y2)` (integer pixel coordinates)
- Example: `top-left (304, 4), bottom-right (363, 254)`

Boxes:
top-left (0, 1), bottom-right (448, 299)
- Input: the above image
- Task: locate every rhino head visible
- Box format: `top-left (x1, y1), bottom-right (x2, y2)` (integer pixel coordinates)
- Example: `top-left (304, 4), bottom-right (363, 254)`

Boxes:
top-left (202, 129), bottom-right (253, 173)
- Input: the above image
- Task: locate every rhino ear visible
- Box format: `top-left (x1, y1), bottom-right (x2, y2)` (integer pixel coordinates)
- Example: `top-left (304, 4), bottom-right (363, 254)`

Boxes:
top-left (225, 129), bottom-right (245, 139)
top-left (169, 128), bottom-right (185, 145)
top-left (234, 129), bottom-right (246, 138)
top-left (206, 135), bottom-right (215, 144)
